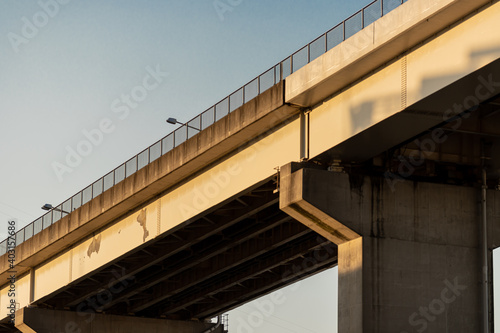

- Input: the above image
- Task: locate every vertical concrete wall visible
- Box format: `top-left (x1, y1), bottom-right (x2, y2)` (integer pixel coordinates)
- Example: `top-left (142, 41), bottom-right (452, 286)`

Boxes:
top-left (280, 164), bottom-right (485, 332)
top-left (338, 237), bottom-right (363, 332)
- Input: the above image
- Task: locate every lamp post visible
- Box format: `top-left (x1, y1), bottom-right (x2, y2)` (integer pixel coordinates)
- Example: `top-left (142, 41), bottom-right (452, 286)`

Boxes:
top-left (41, 203), bottom-right (70, 215)
top-left (166, 117), bottom-right (200, 131)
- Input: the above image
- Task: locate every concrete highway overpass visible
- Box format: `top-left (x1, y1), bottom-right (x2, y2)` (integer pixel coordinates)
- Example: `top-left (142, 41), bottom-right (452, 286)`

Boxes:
top-left (1, 0), bottom-right (500, 331)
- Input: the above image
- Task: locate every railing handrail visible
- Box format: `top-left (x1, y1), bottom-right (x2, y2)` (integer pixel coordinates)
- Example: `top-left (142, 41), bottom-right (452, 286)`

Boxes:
top-left (0, 0), bottom-right (406, 255)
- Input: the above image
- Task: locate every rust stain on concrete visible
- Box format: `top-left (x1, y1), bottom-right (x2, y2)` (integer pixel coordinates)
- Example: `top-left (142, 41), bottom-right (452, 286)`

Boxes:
top-left (87, 234), bottom-right (102, 258)
top-left (137, 208), bottom-right (149, 242)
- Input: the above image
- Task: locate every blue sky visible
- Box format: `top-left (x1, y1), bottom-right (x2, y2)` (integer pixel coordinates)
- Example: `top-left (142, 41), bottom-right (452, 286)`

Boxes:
top-left (3, 1), bottom-right (497, 332)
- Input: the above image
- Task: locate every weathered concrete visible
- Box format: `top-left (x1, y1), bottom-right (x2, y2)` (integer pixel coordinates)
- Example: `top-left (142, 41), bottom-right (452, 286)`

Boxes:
top-left (0, 106), bottom-right (302, 315)
top-left (285, 0), bottom-right (493, 108)
top-left (280, 162), bottom-right (488, 332)
top-left (0, 81), bottom-right (299, 284)
top-left (4, 0), bottom-right (499, 294)
top-left (2, 0), bottom-right (500, 327)
top-left (299, 0), bottom-right (500, 164)
top-left (14, 307), bottom-right (223, 333)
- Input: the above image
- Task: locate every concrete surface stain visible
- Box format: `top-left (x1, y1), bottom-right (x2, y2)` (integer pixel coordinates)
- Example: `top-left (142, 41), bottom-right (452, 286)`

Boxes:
top-left (87, 234), bottom-right (102, 258)
top-left (370, 177), bottom-right (385, 238)
top-left (137, 208), bottom-right (149, 242)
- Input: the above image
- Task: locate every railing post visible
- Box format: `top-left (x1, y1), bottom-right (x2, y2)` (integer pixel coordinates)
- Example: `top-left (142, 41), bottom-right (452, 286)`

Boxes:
top-left (362, 8), bottom-right (365, 28)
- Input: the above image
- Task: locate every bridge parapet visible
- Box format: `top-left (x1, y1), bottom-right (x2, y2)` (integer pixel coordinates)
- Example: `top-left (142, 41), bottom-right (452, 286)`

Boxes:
top-left (0, 81), bottom-right (297, 284)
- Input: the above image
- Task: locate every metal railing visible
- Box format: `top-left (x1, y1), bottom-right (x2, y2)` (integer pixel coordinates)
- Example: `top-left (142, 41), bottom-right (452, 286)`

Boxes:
top-left (0, 0), bottom-right (407, 255)
top-left (222, 314), bottom-right (229, 332)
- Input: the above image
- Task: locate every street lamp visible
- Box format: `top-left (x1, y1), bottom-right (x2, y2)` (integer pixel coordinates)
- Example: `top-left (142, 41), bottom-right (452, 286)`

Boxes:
top-left (41, 203), bottom-right (70, 215)
top-left (166, 117), bottom-right (200, 131)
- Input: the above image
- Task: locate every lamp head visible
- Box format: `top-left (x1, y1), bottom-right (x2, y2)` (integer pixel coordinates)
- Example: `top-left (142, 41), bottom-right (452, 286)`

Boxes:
top-left (41, 203), bottom-right (53, 211)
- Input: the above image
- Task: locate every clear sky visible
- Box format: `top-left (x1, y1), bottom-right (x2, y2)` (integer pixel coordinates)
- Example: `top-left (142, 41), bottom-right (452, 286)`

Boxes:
top-left (1, 1), bottom-right (497, 332)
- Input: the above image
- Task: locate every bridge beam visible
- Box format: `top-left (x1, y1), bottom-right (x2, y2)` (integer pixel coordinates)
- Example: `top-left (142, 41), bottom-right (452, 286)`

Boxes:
top-left (280, 162), bottom-right (489, 332)
top-left (14, 307), bottom-right (221, 333)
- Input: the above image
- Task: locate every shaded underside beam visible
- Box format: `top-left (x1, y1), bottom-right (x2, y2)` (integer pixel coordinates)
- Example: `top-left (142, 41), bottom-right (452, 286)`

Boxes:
top-left (188, 241), bottom-right (338, 319)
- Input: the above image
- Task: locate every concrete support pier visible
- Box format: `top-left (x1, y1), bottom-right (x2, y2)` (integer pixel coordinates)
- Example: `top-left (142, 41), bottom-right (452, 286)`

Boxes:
top-left (279, 162), bottom-right (490, 332)
top-left (14, 307), bottom-right (222, 333)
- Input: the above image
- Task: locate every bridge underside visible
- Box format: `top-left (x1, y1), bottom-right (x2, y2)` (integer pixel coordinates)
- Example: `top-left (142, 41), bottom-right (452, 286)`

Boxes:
top-left (0, 179), bottom-right (337, 332)
top-left (316, 89), bottom-right (500, 189)
top-left (278, 84), bottom-right (500, 332)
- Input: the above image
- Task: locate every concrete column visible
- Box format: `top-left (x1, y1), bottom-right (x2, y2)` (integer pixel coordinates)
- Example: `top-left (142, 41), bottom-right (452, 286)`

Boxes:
top-left (280, 162), bottom-right (484, 332)
top-left (15, 307), bottom-right (223, 333)
top-left (338, 237), bottom-right (363, 332)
